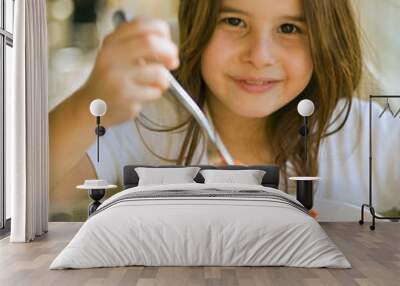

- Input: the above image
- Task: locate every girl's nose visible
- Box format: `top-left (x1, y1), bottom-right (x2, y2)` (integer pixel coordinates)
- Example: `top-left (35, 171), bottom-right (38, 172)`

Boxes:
top-left (242, 33), bottom-right (277, 69)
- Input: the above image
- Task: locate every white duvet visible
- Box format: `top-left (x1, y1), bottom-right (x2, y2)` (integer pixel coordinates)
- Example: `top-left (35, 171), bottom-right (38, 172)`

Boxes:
top-left (50, 183), bottom-right (350, 269)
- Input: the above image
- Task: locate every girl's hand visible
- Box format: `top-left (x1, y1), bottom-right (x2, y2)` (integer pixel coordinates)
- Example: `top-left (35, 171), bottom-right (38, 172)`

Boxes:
top-left (81, 17), bottom-right (179, 127)
top-left (308, 208), bottom-right (318, 219)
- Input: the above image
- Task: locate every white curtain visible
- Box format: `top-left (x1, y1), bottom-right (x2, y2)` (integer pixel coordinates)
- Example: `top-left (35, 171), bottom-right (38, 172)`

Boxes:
top-left (8, 0), bottom-right (49, 242)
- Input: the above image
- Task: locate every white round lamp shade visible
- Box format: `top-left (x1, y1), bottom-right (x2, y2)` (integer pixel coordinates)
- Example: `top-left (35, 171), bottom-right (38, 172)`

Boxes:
top-left (297, 99), bottom-right (315, 117)
top-left (90, 99), bottom-right (107, 116)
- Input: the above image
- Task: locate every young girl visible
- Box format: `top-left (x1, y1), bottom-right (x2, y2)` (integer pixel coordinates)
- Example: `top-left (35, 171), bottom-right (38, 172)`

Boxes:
top-left (49, 0), bottom-right (400, 221)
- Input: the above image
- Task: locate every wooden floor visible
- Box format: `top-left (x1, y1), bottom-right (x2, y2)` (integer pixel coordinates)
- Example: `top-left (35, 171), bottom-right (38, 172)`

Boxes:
top-left (0, 222), bottom-right (399, 286)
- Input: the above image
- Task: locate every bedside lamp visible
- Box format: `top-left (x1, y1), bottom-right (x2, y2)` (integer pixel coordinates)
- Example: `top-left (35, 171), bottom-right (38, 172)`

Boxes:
top-left (76, 99), bottom-right (117, 216)
top-left (297, 99), bottom-right (315, 175)
top-left (289, 99), bottom-right (320, 211)
top-left (90, 99), bottom-right (107, 162)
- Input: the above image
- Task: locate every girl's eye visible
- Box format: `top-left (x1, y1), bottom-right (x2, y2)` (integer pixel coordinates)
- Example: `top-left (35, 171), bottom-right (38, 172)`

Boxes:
top-left (223, 17), bottom-right (246, 28)
top-left (279, 23), bottom-right (301, 34)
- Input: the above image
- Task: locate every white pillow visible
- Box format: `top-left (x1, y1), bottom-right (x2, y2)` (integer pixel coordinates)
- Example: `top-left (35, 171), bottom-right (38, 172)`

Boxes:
top-left (135, 167), bottom-right (201, 186)
top-left (200, 169), bottom-right (266, 185)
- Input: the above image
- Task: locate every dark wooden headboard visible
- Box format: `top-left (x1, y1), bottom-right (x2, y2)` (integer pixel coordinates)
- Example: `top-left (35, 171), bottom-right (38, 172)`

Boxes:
top-left (123, 165), bottom-right (280, 189)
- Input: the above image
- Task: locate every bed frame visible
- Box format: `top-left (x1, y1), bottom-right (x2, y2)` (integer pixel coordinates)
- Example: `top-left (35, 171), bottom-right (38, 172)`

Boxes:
top-left (123, 165), bottom-right (280, 190)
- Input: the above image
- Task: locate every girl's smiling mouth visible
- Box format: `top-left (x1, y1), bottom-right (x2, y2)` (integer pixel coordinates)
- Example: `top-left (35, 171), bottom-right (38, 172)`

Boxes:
top-left (231, 76), bottom-right (283, 94)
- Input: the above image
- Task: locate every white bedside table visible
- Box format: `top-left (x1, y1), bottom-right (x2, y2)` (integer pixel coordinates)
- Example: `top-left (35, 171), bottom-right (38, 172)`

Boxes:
top-left (77, 180), bottom-right (117, 216)
top-left (289, 176), bottom-right (320, 210)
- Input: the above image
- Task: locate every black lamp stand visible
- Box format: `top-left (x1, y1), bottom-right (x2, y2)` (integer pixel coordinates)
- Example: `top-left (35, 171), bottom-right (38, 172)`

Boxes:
top-left (95, 116), bottom-right (106, 162)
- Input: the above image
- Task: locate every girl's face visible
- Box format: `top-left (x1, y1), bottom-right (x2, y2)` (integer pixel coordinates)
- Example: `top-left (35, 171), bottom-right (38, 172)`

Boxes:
top-left (201, 0), bottom-right (313, 118)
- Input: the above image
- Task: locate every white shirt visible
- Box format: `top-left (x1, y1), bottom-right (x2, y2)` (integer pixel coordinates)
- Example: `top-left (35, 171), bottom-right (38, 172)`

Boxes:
top-left (87, 97), bottom-right (400, 221)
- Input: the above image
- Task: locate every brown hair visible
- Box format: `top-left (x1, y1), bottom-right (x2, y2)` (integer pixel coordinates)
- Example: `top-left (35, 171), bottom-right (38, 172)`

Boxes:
top-left (136, 0), bottom-right (363, 191)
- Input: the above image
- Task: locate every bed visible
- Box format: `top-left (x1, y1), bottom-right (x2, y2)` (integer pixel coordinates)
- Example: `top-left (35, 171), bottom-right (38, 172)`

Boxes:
top-left (50, 165), bottom-right (350, 269)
